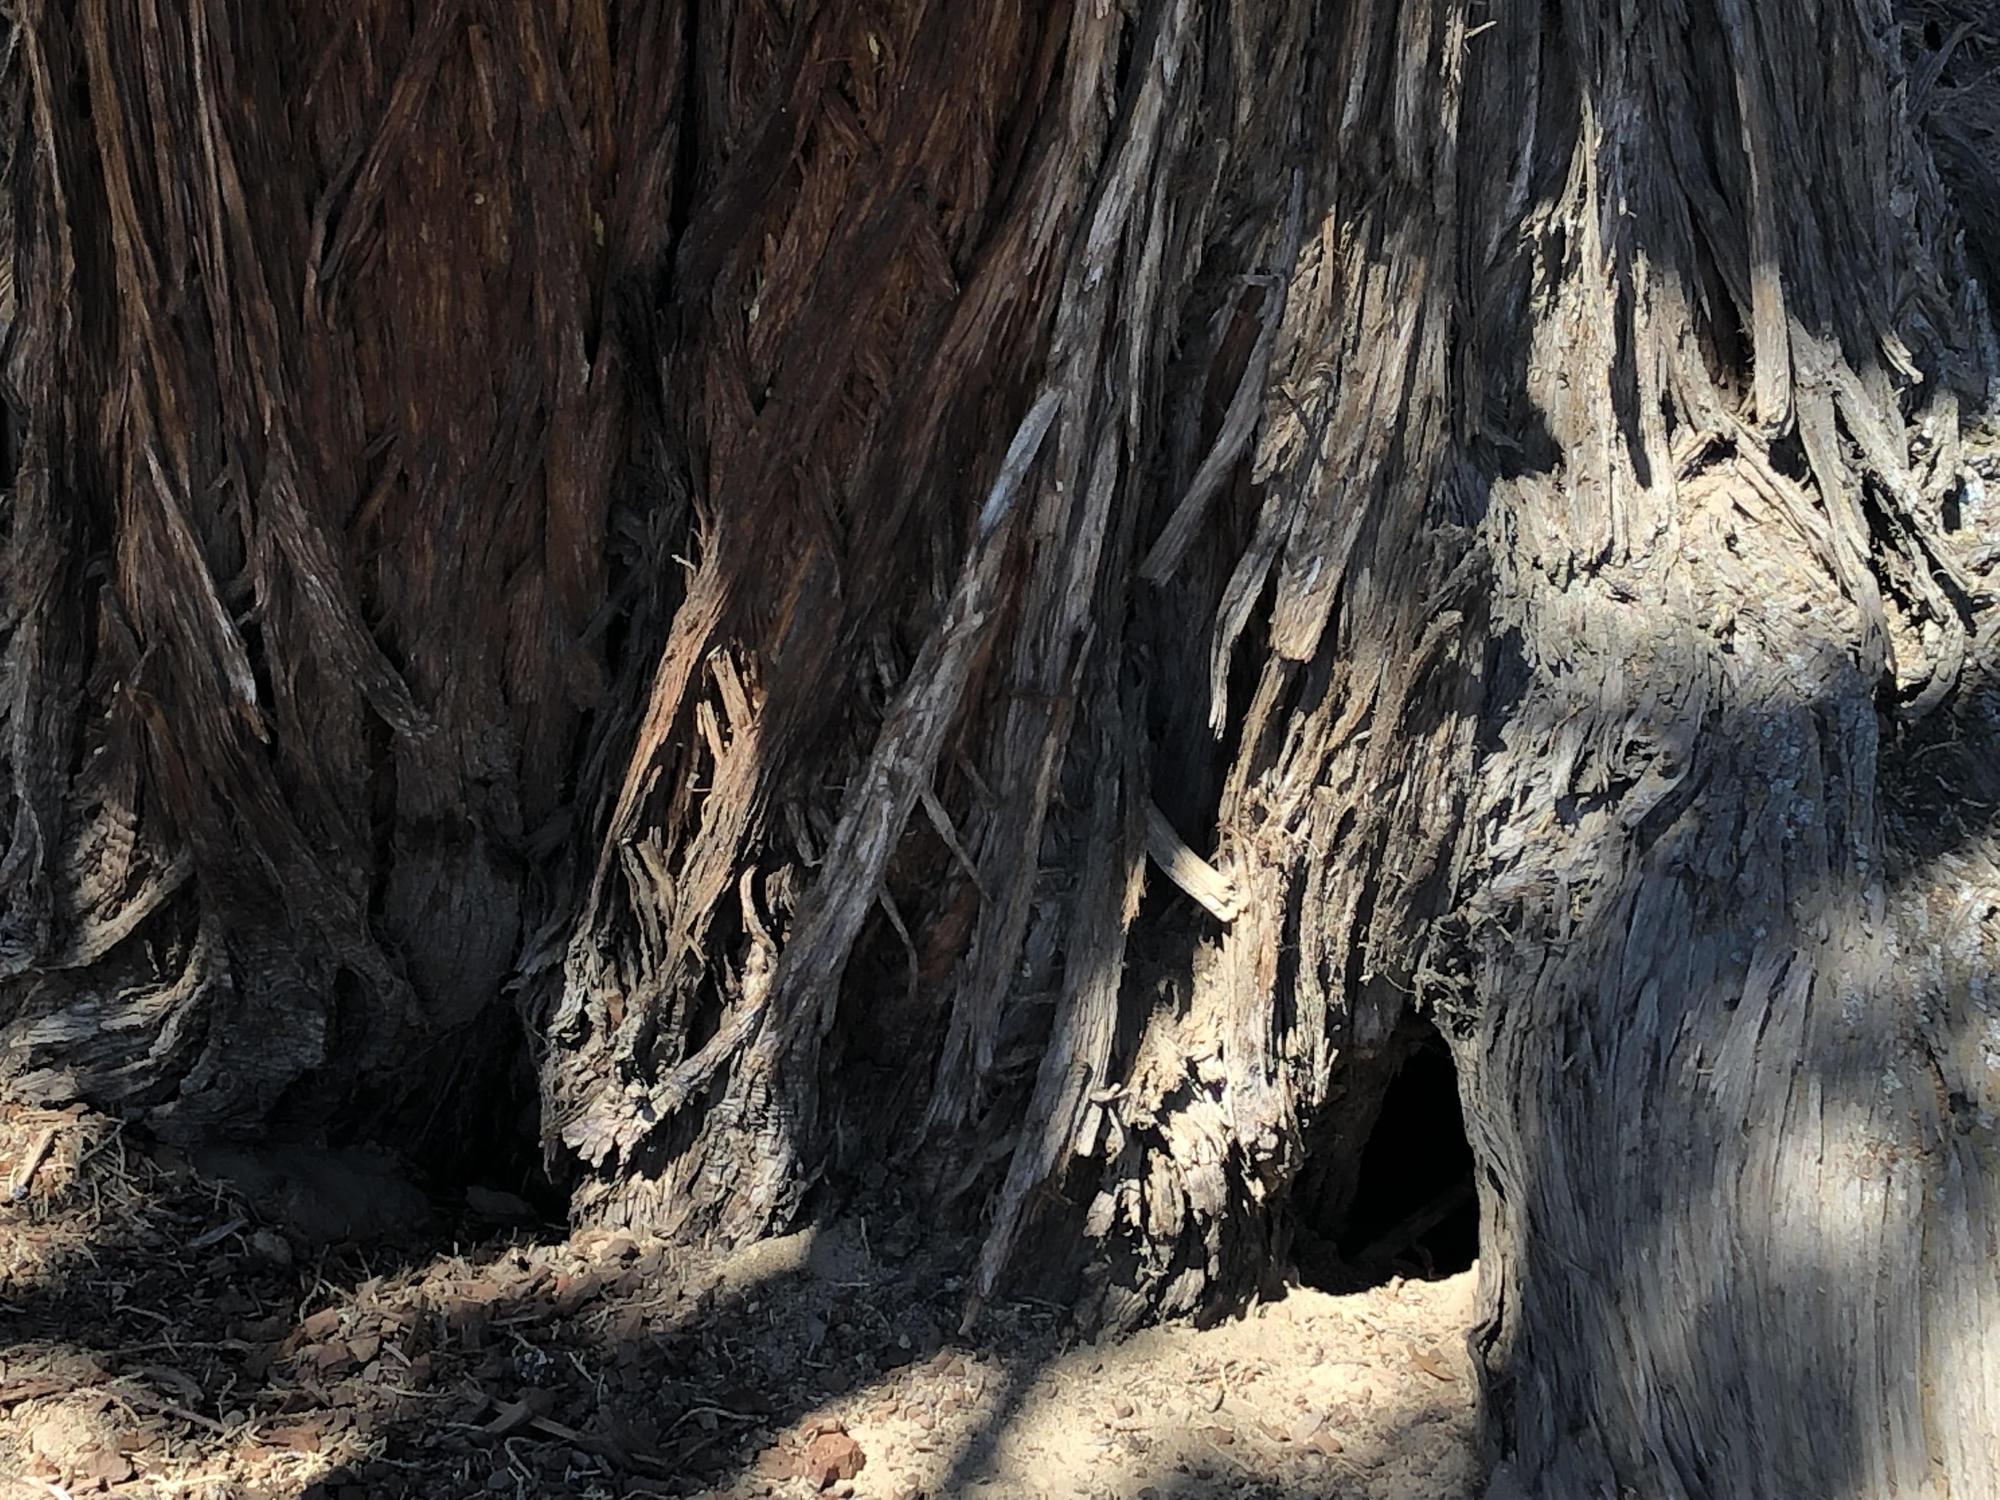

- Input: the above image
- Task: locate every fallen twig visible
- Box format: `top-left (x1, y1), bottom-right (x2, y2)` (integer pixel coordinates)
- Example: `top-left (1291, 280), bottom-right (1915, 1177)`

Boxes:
top-left (186, 1216), bottom-right (249, 1251)
top-left (105, 1380), bottom-right (230, 1434)
top-left (8, 1126), bottom-right (59, 1202)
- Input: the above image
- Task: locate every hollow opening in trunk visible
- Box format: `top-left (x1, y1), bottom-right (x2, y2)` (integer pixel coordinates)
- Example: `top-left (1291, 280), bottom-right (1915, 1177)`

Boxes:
top-left (149, 1002), bottom-right (565, 1265)
top-left (1337, 1030), bottom-right (1477, 1277)
top-left (401, 1008), bottom-right (568, 1226)
top-left (1294, 1022), bottom-right (1478, 1290)
top-left (262, 1003), bottom-right (570, 1240)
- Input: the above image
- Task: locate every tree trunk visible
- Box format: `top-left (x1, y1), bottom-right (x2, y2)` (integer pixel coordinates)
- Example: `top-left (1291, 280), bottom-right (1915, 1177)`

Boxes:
top-left (4, 2), bottom-right (1998, 1495)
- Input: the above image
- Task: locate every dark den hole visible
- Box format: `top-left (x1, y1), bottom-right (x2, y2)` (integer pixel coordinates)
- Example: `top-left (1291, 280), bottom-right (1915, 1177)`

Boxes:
top-left (1335, 1034), bottom-right (1478, 1278)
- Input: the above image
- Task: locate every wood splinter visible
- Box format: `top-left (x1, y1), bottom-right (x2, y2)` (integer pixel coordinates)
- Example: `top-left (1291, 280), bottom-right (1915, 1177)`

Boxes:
top-left (1145, 802), bottom-right (1241, 922)
top-left (6, 1126), bottom-right (58, 1203)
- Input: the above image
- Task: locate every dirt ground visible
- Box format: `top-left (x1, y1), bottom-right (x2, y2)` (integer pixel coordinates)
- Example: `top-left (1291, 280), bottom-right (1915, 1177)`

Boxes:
top-left (0, 1104), bottom-right (1484, 1500)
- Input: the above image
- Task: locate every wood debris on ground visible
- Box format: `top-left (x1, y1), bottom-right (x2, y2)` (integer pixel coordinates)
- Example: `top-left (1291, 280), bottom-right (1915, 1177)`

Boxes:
top-left (1, 1103), bottom-right (1479, 1498)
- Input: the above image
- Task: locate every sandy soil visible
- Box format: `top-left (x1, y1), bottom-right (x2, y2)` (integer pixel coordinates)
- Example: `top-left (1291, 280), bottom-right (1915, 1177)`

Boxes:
top-left (0, 1103), bottom-right (1483, 1500)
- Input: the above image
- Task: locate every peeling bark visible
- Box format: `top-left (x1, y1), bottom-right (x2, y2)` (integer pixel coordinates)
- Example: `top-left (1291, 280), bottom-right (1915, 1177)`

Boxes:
top-left (4, 2), bottom-right (1999, 1495)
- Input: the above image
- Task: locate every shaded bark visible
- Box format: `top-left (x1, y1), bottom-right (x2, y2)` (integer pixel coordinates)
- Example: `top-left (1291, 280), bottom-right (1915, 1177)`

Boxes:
top-left (4, 2), bottom-right (2000, 1496)
top-left (0, 0), bottom-right (680, 1145)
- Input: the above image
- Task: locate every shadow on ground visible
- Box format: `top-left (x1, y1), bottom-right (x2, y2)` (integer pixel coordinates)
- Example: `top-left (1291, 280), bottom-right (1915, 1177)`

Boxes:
top-left (0, 1106), bottom-right (1482, 1500)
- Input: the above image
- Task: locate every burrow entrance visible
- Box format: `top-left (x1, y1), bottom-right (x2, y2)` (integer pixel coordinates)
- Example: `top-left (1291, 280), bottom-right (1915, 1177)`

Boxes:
top-left (1294, 1021), bottom-right (1478, 1289)
top-left (401, 1007), bottom-right (570, 1225)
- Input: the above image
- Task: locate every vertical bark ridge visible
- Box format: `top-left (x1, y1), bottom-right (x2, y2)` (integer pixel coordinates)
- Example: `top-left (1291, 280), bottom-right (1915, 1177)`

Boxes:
top-left (0, 1), bottom-right (683, 1139)
top-left (3, 5), bottom-right (1998, 1494)
top-left (1449, 4), bottom-right (2000, 1493)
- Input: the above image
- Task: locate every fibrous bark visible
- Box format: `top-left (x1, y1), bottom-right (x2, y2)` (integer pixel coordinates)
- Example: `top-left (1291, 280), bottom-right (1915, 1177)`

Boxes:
top-left (4, 3), bottom-right (1999, 1496)
top-left (0, 0), bottom-right (680, 1146)
top-left (1439, 8), bottom-right (2000, 1493)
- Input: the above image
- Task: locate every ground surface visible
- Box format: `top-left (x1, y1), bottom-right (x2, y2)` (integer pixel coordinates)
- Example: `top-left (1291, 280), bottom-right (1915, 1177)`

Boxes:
top-left (0, 1104), bottom-right (1482, 1500)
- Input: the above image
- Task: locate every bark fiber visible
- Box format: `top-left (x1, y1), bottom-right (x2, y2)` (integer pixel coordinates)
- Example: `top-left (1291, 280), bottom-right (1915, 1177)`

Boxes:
top-left (4, 3), bottom-right (1999, 1495)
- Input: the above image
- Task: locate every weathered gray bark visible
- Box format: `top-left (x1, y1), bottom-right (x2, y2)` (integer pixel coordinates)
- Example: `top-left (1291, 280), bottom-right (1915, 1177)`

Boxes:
top-left (3, 2), bottom-right (1998, 1496)
top-left (1440, 10), bottom-right (2000, 1492)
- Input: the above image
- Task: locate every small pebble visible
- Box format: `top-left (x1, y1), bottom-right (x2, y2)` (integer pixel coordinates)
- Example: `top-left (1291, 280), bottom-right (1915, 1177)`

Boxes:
top-left (249, 1229), bottom-right (294, 1266)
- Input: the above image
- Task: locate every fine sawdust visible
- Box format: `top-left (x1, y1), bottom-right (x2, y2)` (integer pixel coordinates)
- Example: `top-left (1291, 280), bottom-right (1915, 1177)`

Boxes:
top-left (0, 1104), bottom-right (1481, 1499)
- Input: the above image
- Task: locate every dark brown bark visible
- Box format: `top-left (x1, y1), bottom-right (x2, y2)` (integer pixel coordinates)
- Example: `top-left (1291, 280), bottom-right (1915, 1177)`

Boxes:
top-left (4, 3), bottom-right (1999, 1496)
top-left (0, 0), bottom-right (681, 1143)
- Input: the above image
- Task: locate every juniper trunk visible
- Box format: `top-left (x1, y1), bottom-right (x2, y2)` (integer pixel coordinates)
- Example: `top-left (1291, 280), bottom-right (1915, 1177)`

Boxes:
top-left (5, 1), bottom-right (2000, 1494)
